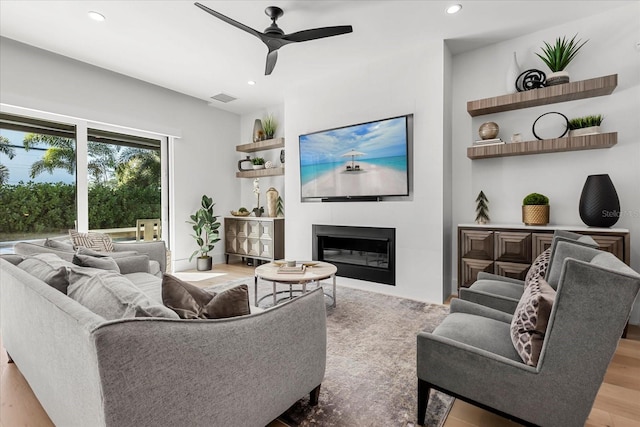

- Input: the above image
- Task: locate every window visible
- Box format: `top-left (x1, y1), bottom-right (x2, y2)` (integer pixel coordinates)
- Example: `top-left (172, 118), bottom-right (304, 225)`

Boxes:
top-left (0, 110), bottom-right (169, 253)
top-left (0, 113), bottom-right (77, 251)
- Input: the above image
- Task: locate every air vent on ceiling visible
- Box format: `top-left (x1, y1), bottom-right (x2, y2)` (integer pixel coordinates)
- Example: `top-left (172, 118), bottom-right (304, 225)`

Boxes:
top-left (210, 93), bottom-right (237, 103)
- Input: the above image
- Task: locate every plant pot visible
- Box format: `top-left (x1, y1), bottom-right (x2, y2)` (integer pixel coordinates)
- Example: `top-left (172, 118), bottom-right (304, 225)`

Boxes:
top-left (546, 70), bottom-right (569, 86)
top-left (253, 208), bottom-right (262, 217)
top-left (522, 205), bottom-right (549, 225)
top-left (252, 164), bottom-right (265, 170)
top-left (197, 256), bottom-right (213, 271)
top-left (569, 126), bottom-right (601, 137)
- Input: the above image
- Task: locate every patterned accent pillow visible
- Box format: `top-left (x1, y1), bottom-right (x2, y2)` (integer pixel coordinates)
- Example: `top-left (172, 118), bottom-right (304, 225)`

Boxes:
top-left (69, 230), bottom-right (114, 252)
top-left (510, 277), bottom-right (556, 366)
top-left (524, 247), bottom-right (552, 289)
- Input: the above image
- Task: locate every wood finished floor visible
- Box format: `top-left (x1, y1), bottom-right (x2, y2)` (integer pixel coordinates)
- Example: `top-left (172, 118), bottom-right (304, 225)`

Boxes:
top-left (1, 261), bottom-right (639, 427)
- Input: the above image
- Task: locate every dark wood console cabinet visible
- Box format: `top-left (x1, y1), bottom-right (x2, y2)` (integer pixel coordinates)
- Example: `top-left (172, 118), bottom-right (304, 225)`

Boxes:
top-left (458, 224), bottom-right (630, 290)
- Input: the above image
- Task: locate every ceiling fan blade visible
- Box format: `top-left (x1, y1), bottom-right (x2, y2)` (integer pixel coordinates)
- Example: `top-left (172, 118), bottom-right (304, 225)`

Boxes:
top-left (265, 49), bottom-right (278, 75)
top-left (283, 25), bottom-right (353, 43)
top-left (194, 2), bottom-right (262, 39)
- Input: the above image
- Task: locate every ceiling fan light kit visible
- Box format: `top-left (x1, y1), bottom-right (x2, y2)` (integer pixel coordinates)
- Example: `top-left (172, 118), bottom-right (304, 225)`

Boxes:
top-left (194, 2), bottom-right (353, 75)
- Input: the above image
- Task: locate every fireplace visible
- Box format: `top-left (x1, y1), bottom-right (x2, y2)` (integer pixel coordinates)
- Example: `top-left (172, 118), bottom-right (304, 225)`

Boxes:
top-left (312, 224), bottom-right (395, 285)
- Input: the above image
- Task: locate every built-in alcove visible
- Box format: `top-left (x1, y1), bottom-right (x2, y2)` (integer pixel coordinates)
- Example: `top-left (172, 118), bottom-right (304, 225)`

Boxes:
top-left (312, 224), bottom-right (395, 285)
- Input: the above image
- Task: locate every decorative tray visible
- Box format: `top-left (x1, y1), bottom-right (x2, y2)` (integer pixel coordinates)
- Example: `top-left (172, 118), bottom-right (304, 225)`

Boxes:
top-left (230, 210), bottom-right (251, 217)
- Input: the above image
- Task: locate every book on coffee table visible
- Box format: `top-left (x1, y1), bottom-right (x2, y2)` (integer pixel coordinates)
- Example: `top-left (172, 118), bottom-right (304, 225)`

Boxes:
top-left (277, 265), bottom-right (306, 274)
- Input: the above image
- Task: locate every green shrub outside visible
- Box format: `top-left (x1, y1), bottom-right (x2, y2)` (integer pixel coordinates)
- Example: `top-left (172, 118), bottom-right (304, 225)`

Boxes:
top-left (0, 182), bottom-right (160, 237)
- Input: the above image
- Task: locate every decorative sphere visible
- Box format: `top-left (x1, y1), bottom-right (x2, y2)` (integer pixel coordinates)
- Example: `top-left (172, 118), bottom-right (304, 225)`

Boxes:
top-left (264, 160), bottom-right (273, 169)
top-left (479, 122), bottom-right (499, 140)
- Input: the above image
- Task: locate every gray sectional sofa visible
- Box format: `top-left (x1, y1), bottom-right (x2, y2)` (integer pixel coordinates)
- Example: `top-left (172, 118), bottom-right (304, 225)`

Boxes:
top-left (1, 245), bottom-right (327, 427)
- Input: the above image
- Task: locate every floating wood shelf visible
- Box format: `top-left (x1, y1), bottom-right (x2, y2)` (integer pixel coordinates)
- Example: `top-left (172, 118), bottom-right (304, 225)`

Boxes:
top-left (236, 167), bottom-right (285, 178)
top-left (467, 74), bottom-right (618, 117)
top-left (236, 137), bottom-right (284, 153)
top-left (467, 132), bottom-right (617, 160)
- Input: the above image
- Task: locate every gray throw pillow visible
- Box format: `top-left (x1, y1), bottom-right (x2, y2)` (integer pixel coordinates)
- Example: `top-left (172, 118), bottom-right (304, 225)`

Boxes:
top-left (67, 269), bottom-right (179, 320)
top-left (162, 274), bottom-right (250, 319)
top-left (45, 238), bottom-right (74, 251)
top-left (76, 246), bottom-right (138, 259)
top-left (17, 257), bottom-right (70, 293)
top-left (114, 254), bottom-right (150, 274)
top-left (73, 253), bottom-right (120, 273)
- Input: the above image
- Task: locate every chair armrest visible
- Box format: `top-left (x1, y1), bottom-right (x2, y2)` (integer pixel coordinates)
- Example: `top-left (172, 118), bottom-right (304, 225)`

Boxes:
top-left (476, 272), bottom-right (524, 285)
top-left (458, 287), bottom-right (519, 314)
top-left (450, 298), bottom-right (513, 323)
top-left (91, 288), bottom-right (327, 427)
top-left (113, 241), bottom-right (166, 272)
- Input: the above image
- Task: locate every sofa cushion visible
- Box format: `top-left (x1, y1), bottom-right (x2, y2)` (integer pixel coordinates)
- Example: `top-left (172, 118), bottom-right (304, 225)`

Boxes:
top-left (114, 254), bottom-right (151, 274)
top-left (524, 247), bottom-right (552, 289)
top-left (162, 274), bottom-right (250, 319)
top-left (0, 254), bottom-right (25, 265)
top-left (17, 256), bottom-right (70, 293)
top-left (73, 253), bottom-right (120, 273)
top-left (14, 241), bottom-right (76, 262)
top-left (67, 269), bottom-right (179, 320)
top-left (45, 238), bottom-right (75, 251)
top-left (76, 246), bottom-right (138, 259)
top-left (467, 279), bottom-right (524, 300)
top-left (69, 230), bottom-right (114, 252)
top-left (510, 277), bottom-right (556, 366)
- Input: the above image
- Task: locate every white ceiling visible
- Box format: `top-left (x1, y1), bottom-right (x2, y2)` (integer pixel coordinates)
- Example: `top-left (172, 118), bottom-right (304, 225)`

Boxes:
top-left (0, 1), bottom-right (633, 115)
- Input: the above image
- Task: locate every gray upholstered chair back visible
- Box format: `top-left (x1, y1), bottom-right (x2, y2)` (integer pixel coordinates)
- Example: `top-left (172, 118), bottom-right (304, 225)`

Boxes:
top-left (546, 240), bottom-right (601, 288)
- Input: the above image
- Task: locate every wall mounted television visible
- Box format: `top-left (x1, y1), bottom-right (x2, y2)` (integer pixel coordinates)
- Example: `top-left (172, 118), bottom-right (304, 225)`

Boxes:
top-left (299, 114), bottom-right (412, 201)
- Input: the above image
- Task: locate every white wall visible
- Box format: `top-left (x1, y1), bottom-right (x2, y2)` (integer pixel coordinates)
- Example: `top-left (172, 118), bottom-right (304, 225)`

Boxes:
top-left (281, 43), bottom-right (449, 304)
top-left (450, 3), bottom-right (640, 323)
top-left (0, 37), bottom-right (241, 270)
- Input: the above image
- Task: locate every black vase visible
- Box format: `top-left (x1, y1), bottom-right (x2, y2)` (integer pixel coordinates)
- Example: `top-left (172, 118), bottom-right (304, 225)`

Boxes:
top-left (578, 174), bottom-right (620, 227)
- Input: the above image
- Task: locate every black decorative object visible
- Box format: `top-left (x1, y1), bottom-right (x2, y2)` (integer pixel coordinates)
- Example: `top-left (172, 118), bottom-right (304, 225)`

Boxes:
top-left (238, 155), bottom-right (252, 171)
top-left (280, 149), bottom-right (285, 164)
top-left (579, 174), bottom-right (620, 227)
top-left (532, 111), bottom-right (569, 140)
top-left (516, 69), bottom-right (546, 92)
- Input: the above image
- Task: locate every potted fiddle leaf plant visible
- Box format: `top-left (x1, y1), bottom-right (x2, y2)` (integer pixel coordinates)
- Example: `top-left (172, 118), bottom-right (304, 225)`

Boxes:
top-left (535, 33), bottom-right (588, 85)
top-left (188, 194), bottom-right (221, 271)
top-left (522, 193), bottom-right (550, 226)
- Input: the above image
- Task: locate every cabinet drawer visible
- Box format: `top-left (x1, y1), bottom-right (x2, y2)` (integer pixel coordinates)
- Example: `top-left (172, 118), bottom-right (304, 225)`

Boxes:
top-left (460, 230), bottom-right (493, 260)
top-left (532, 233), bottom-right (554, 258)
top-left (495, 232), bottom-right (531, 263)
top-left (589, 235), bottom-right (625, 261)
top-left (460, 258), bottom-right (494, 288)
top-left (495, 261), bottom-right (530, 281)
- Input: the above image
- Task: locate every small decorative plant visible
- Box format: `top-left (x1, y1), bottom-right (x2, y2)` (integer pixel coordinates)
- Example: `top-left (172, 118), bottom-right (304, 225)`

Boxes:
top-left (568, 114), bottom-right (604, 130)
top-left (475, 191), bottom-right (489, 224)
top-left (522, 193), bottom-right (550, 226)
top-left (262, 114), bottom-right (278, 139)
top-left (523, 193), bottom-right (549, 205)
top-left (188, 195), bottom-right (221, 263)
top-left (536, 34), bottom-right (588, 72)
top-left (251, 157), bottom-right (265, 165)
top-left (238, 207), bottom-right (249, 213)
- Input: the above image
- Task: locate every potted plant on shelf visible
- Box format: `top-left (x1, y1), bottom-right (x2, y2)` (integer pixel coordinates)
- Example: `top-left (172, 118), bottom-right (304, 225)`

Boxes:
top-left (535, 33), bottom-right (588, 86)
top-left (522, 193), bottom-right (550, 226)
top-left (251, 157), bottom-right (265, 169)
top-left (262, 114), bottom-right (278, 139)
top-left (568, 114), bottom-right (603, 137)
top-left (188, 194), bottom-right (221, 271)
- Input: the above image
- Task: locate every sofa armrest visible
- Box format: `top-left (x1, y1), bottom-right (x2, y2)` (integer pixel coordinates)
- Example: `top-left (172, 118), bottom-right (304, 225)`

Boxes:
top-left (91, 288), bottom-right (327, 427)
top-left (458, 287), bottom-right (519, 314)
top-left (113, 241), bottom-right (166, 272)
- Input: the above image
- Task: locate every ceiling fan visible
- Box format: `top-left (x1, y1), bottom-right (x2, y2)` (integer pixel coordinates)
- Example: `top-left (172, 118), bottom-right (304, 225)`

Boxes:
top-left (194, 2), bottom-right (353, 75)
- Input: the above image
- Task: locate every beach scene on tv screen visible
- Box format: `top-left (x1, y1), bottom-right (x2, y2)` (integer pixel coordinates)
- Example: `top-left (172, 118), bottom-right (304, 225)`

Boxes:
top-left (300, 116), bottom-right (409, 198)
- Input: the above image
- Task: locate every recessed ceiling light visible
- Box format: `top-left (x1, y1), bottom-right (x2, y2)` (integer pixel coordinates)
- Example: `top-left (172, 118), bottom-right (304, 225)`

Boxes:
top-left (88, 11), bottom-right (106, 22)
top-left (248, 80), bottom-right (256, 86)
top-left (446, 4), bottom-right (462, 14)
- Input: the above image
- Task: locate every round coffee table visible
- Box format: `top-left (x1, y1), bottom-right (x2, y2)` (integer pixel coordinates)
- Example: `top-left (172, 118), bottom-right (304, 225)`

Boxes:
top-left (254, 261), bottom-right (337, 307)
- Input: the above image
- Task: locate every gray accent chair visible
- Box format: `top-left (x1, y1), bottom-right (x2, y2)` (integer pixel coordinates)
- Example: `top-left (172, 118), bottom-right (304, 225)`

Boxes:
top-left (417, 242), bottom-right (640, 426)
top-left (459, 230), bottom-right (598, 314)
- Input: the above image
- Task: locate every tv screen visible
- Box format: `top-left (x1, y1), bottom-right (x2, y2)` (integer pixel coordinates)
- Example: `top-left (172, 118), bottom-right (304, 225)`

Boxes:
top-left (299, 115), bottom-right (411, 200)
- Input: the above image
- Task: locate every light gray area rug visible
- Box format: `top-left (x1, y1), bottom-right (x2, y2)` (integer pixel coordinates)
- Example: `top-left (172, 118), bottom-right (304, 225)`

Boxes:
top-left (214, 278), bottom-right (454, 427)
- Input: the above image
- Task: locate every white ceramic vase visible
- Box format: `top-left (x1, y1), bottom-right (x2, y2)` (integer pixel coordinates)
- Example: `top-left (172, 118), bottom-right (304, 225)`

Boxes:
top-left (506, 52), bottom-right (520, 94)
